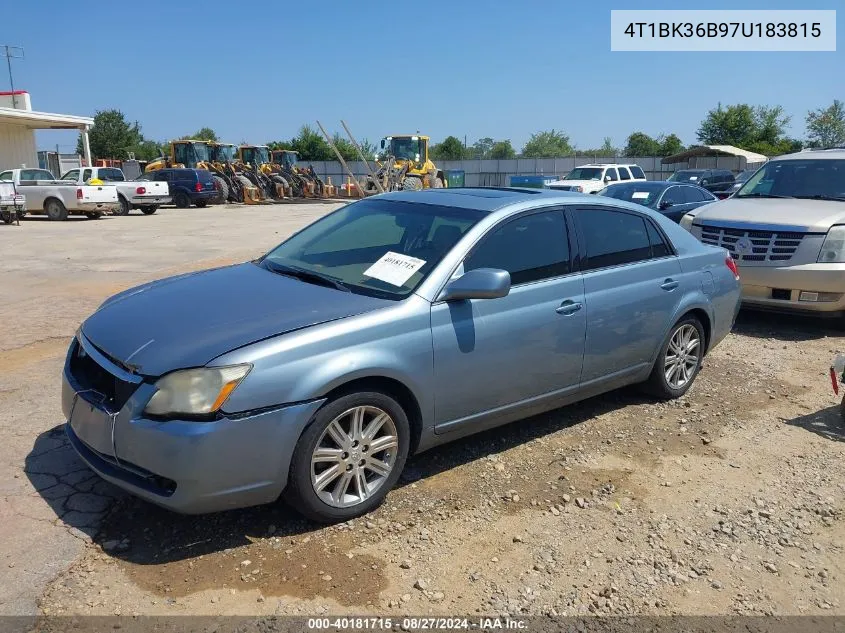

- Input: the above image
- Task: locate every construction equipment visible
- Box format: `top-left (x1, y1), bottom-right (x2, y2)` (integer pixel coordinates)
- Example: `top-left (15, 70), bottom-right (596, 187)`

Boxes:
top-left (236, 145), bottom-right (285, 201)
top-left (269, 149), bottom-right (325, 198)
top-left (369, 134), bottom-right (446, 193)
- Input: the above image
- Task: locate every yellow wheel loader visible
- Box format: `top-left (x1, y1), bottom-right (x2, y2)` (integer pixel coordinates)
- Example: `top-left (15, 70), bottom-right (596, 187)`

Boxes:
top-left (365, 134), bottom-right (447, 193)
top-left (269, 150), bottom-right (326, 198)
top-left (237, 145), bottom-right (285, 201)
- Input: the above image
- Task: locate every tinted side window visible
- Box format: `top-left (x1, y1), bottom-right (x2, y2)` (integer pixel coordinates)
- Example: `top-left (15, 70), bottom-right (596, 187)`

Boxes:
top-left (0, 172), bottom-right (11, 181)
top-left (687, 186), bottom-right (709, 202)
top-left (618, 167), bottom-right (631, 181)
top-left (662, 186), bottom-right (684, 205)
top-left (82, 169), bottom-right (92, 181)
top-left (630, 165), bottom-right (645, 179)
top-left (646, 221), bottom-right (672, 258)
top-left (61, 170), bottom-right (79, 181)
top-left (605, 168), bottom-right (618, 182)
top-left (465, 210), bottom-right (570, 285)
top-left (575, 208), bottom-right (651, 270)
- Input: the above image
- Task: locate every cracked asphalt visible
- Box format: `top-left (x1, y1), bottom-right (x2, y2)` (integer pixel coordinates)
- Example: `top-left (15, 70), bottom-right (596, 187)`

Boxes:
top-left (0, 203), bottom-right (339, 614)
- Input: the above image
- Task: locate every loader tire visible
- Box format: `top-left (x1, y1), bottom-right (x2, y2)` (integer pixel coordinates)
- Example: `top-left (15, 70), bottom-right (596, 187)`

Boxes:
top-left (432, 175), bottom-right (444, 188)
top-left (211, 175), bottom-right (228, 205)
top-left (402, 176), bottom-right (423, 191)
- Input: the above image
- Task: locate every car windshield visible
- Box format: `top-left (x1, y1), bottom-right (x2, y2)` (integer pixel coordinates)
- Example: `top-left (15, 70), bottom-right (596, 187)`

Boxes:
top-left (735, 169), bottom-right (755, 183)
top-left (668, 170), bottom-right (704, 182)
top-left (213, 145), bottom-right (236, 162)
top-left (564, 167), bottom-right (603, 181)
top-left (259, 199), bottom-right (484, 299)
top-left (388, 137), bottom-right (422, 161)
top-left (192, 142), bottom-right (209, 163)
top-left (598, 182), bottom-right (665, 207)
top-left (736, 159), bottom-right (845, 199)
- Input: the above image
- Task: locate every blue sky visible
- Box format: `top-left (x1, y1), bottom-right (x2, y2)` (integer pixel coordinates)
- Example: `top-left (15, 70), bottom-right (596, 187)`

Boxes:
top-left (4, 0), bottom-right (841, 154)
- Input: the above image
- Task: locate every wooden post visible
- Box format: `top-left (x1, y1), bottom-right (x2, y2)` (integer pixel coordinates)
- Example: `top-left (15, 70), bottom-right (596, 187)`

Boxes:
top-left (340, 120), bottom-right (383, 194)
top-left (316, 120), bottom-right (365, 197)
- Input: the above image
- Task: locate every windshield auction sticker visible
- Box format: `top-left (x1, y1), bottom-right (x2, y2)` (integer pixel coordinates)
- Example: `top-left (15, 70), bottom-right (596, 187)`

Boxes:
top-left (363, 252), bottom-right (426, 287)
top-left (611, 10), bottom-right (836, 51)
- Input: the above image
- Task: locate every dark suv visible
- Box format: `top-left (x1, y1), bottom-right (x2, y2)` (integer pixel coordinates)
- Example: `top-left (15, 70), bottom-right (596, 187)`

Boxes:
top-left (149, 168), bottom-right (217, 208)
top-left (667, 169), bottom-right (735, 193)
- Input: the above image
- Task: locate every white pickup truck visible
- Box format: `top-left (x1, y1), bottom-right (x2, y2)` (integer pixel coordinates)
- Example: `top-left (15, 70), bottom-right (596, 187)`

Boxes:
top-left (0, 168), bottom-right (119, 220)
top-left (60, 166), bottom-right (170, 215)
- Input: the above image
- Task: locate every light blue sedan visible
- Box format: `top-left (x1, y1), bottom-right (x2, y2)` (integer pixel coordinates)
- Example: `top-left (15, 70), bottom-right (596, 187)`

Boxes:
top-left (63, 188), bottom-right (741, 522)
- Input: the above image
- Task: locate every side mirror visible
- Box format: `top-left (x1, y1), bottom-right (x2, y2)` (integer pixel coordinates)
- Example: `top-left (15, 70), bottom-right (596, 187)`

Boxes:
top-left (700, 179), bottom-right (709, 186)
top-left (604, 175), bottom-right (612, 182)
top-left (659, 200), bottom-right (673, 210)
top-left (380, 139), bottom-right (385, 149)
top-left (439, 268), bottom-right (511, 302)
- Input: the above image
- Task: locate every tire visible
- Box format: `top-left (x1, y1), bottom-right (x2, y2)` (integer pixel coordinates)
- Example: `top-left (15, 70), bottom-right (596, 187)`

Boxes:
top-left (211, 175), bottom-right (228, 205)
top-left (1, 211), bottom-right (12, 224)
top-left (140, 205), bottom-right (158, 215)
top-left (85, 212), bottom-right (102, 220)
top-left (644, 316), bottom-right (705, 400)
top-left (195, 199), bottom-right (208, 208)
top-left (173, 191), bottom-right (191, 209)
top-left (236, 175), bottom-right (253, 189)
top-left (432, 175), bottom-right (443, 188)
top-left (286, 391), bottom-right (410, 523)
top-left (402, 176), bottom-right (423, 191)
top-left (115, 195), bottom-right (131, 216)
top-left (45, 199), bottom-right (68, 221)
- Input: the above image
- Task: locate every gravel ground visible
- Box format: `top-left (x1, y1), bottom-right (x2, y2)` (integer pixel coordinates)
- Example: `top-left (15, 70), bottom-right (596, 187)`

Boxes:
top-left (1, 204), bottom-right (843, 618)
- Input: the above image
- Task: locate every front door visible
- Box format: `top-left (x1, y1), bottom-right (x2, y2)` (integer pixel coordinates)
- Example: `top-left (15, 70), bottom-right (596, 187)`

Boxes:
top-left (431, 209), bottom-right (586, 433)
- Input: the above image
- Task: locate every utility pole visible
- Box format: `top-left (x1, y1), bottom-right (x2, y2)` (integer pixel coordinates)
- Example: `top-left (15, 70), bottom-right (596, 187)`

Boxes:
top-left (1, 45), bottom-right (24, 109)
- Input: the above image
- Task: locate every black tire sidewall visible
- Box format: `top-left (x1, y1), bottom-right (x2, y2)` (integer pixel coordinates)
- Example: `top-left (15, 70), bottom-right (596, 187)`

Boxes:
top-left (116, 196), bottom-right (130, 215)
top-left (195, 200), bottom-right (208, 208)
top-left (649, 317), bottom-right (705, 399)
top-left (174, 192), bottom-right (191, 208)
top-left (141, 206), bottom-right (158, 215)
top-left (46, 200), bottom-right (67, 221)
top-left (286, 391), bottom-right (410, 523)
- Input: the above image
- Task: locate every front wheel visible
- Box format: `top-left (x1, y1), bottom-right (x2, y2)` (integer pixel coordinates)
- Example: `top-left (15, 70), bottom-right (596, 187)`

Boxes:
top-left (115, 196), bottom-right (131, 216)
top-left (140, 205), bottom-right (158, 215)
top-left (645, 316), bottom-right (705, 399)
top-left (286, 391), bottom-right (410, 523)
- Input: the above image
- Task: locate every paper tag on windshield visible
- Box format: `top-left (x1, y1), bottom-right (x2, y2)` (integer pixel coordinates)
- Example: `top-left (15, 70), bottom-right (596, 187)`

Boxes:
top-left (631, 191), bottom-right (650, 199)
top-left (689, 176), bottom-right (698, 181)
top-left (363, 252), bottom-right (426, 287)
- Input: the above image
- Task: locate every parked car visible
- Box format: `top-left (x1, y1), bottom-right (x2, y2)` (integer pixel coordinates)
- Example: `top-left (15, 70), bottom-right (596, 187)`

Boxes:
top-left (0, 180), bottom-right (25, 224)
top-left (61, 166), bottom-right (170, 216)
top-left (597, 181), bottom-right (717, 223)
top-left (667, 169), bottom-right (735, 194)
top-left (63, 188), bottom-right (740, 521)
top-left (680, 149), bottom-right (845, 316)
top-left (546, 163), bottom-right (647, 193)
top-left (145, 168), bottom-right (217, 208)
top-left (715, 168), bottom-right (758, 199)
top-left (0, 168), bottom-right (118, 220)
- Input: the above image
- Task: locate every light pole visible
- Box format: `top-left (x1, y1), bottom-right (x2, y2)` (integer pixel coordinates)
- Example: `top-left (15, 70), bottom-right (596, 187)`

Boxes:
top-left (1, 45), bottom-right (24, 109)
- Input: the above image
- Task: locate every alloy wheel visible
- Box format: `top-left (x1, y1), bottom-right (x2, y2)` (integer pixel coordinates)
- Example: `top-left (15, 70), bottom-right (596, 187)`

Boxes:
top-left (664, 324), bottom-right (700, 389)
top-left (310, 406), bottom-right (399, 508)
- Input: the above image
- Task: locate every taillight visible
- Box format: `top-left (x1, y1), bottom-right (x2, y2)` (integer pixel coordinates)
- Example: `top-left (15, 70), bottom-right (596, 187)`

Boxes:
top-left (725, 255), bottom-right (740, 280)
top-left (76, 188), bottom-right (83, 199)
top-left (194, 182), bottom-right (202, 192)
top-left (136, 186), bottom-right (146, 195)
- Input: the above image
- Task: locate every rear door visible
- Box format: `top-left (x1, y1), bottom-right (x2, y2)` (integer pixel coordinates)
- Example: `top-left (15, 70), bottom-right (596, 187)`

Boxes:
top-left (573, 206), bottom-right (683, 385)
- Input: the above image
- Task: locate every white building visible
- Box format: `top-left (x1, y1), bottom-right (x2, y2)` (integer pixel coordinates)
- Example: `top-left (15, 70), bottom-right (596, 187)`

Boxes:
top-left (0, 91), bottom-right (93, 170)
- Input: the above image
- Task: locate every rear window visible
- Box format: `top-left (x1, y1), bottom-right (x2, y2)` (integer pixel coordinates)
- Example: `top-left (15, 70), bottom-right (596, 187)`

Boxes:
top-left (175, 169), bottom-right (197, 180)
top-left (98, 168), bottom-right (125, 182)
top-left (629, 165), bottom-right (645, 179)
top-left (196, 169), bottom-right (213, 182)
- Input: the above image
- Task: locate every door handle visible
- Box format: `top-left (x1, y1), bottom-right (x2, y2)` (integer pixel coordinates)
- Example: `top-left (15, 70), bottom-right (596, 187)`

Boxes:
top-left (660, 278), bottom-right (679, 291)
top-left (556, 300), bottom-right (583, 315)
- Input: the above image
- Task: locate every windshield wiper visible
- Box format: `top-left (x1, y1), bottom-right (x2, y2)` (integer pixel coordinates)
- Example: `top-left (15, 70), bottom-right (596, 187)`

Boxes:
top-left (793, 194), bottom-right (845, 202)
top-left (735, 192), bottom-right (794, 199)
top-left (260, 261), bottom-right (350, 292)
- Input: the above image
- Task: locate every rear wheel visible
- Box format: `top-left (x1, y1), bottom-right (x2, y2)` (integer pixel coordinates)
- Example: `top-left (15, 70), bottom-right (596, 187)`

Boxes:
top-left (173, 191), bottom-right (191, 208)
top-left (140, 205), bottom-right (158, 215)
top-left (211, 175), bottom-right (228, 204)
top-left (45, 199), bottom-right (68, 221)
top-left (645, 316), bottom-right (705, 400)
top-left (286, 391), bottom-right (410, 523)
top-left (115, 195), bottom-right (131, 216)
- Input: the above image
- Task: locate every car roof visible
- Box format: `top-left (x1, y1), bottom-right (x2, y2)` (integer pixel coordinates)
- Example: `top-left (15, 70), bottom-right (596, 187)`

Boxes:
top-left (576, 163), bottom-right (639, 168)
top-left (375, 187), bottom-right (655, 215)
top-left (772, 148), bottom-right (845, 161)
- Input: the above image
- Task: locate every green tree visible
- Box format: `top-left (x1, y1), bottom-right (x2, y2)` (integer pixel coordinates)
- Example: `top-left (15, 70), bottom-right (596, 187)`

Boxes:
top-left (267, 139), bottom-right (295, 151)
top-left (470, 137), bottom-right (495, 159)
top-left (624, 132), bottom-right (660, 156)
top-left (330, 133), bottom-right (360, 161)
top-left (600, 137), bottom-right (616, 154)
top-left (187, 127), bottom-right (218, 142)
top-left (359, 138), bottom-right (378, 159)
top-left (521, 129), bottom-right (573, 158)
top-left (658, 133), bottom-right (684, 156)
top-left (806, 100), bottom-right (845, 148)
top-left (76, 109), bottom-right (142, 160)
top-left (127, 139), bottom-right (164, 161)
top-left (696, 103), bottom-right (790, 155)
top-left (430, 136), bottom-right (466, 160)
top-left (290, 125), bottom-right (334, 161)
top-left (489, 140), bottom-right (516, 159)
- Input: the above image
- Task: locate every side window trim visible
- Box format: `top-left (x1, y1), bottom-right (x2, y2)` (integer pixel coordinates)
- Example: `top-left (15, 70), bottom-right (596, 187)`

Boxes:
top-left (571, 205), bottom-right (677, 274)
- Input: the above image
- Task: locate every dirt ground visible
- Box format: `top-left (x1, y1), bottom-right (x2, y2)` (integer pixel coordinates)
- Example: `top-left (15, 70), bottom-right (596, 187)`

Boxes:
top-left (1, 204), bottom-right (842, 619)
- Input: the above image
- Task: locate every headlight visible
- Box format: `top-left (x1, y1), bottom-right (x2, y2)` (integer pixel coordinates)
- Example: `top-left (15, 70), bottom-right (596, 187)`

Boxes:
top-left (818, 225), bottom-right (845, 263)
top-left (680, 213), bottom-right (695, 231)
top-left (144, 364), bottom-right (251, 417)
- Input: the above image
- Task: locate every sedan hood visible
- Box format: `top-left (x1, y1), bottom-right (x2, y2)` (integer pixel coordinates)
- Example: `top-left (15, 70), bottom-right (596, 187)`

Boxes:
top-left (81, 263), bottom-right (392, 376)
top-left (690, 198), bottom-right (845, 232)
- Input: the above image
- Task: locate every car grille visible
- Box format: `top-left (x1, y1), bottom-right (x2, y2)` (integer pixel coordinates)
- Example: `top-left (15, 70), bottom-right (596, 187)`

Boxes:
top-left (699, 225), bottom-right (805, 263)
top-left (68, 339), bottom-right (139, 412)
top-left (550, 185), bottom-right (575, 191)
